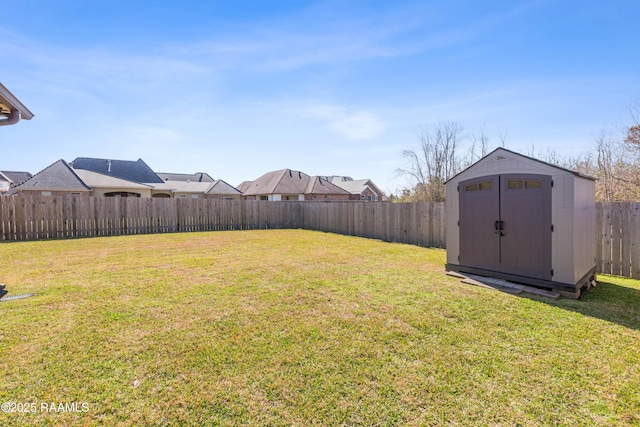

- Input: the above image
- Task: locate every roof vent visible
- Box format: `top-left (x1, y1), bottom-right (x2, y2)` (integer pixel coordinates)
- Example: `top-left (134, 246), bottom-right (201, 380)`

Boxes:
top-left (492, 156), bottom-right (507, 161)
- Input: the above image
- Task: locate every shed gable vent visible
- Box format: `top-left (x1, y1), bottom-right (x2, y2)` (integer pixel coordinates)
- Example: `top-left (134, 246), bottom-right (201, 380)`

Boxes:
top-left (492, 156), bottom-right (508, 161)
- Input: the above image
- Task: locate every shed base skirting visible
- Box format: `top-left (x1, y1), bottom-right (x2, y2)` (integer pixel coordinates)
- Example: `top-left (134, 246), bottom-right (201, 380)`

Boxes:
top-left (445, 264), bottom-right (597, 296)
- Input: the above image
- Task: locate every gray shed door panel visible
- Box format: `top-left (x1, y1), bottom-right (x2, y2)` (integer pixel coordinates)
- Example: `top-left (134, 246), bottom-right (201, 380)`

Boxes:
top-left (459, 175), bottom-right (500, 271)
top-left (458, 173), bottom-right (552, 281)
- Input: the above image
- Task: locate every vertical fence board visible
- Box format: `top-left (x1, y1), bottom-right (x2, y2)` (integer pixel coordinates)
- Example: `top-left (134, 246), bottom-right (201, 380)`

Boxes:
top-left (601, 203), bottom-right (612, 275)
top-left (631, 203), bottom-right (640, 279)
top-left (610, 203), bottom-right (622, 276)
top-left (621, 203), bottom-right (631, 277)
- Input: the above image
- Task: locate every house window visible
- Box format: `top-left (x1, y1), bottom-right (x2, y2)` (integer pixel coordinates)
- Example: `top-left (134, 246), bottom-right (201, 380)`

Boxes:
top-left (191, 194), bottom-right (199, 199)
top-left (260, 196), bottom-right (268, 200)
top-left (105, 192), bottom-right (141, 197)
top-left (152, 193), bottom-right (171, 198)
top-left (41, 191), bottom-right (52, 196)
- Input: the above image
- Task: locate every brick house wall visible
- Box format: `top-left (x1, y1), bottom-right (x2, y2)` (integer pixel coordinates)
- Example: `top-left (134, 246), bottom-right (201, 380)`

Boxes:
top-left (204, 194), bottom-right (243, 200)
top-left (307, 193), bottom-right (351, 201)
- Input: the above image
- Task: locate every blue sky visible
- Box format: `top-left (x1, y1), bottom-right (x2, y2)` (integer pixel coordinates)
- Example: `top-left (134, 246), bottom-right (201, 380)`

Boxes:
top-left (2, 0), bottom-right (639, 194)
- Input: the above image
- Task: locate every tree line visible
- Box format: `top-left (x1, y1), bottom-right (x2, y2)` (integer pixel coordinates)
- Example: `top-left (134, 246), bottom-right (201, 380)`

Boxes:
top-left (395, 103), bottom-right (640, 202)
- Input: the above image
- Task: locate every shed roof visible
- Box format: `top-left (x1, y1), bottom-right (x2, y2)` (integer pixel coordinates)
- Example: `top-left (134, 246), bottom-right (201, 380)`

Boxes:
top-left (70, 157), bottom-right (164, 184)
top-left (445, 147), bottom-right (597, 184)
top-left (12, 160), bottom-right (91, 192)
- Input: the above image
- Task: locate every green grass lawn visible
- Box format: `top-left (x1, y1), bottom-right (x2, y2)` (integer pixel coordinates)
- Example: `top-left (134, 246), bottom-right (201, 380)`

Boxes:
top-left (1, 230), bottom-right (639, 426)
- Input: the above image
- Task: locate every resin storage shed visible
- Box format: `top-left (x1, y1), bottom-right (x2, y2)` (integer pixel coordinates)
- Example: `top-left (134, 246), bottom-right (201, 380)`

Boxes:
top-left (445, 148), bottom-right (596, 296)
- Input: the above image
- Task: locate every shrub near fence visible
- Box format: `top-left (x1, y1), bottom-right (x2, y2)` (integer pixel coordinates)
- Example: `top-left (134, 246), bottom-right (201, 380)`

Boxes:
top-left (1, 196), bottom-right (639, 278)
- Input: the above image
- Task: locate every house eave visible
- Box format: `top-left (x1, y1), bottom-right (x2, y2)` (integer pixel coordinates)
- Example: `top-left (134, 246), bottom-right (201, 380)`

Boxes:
top-left (0, 83), bottom-right (34, 120)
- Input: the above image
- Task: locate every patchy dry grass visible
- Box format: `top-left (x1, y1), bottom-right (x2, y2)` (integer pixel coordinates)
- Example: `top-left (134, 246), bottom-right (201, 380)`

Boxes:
top-left (0, 229), bottom-right (639, 426)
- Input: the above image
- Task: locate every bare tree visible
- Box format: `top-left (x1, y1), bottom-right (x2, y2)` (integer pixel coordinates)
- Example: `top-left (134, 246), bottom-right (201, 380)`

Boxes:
top-left (396, 121), bottom-right (463, 202)
top-left (595, 130), bottom-right (618, 202)
top-left (591, 127), bottom-right (640, 202)
top-left (497, 131), bottom-right (508, 148)
top-left (464, 125), bottom-right (490, 167)
top-left (624, 100), bottom-right (640, 152)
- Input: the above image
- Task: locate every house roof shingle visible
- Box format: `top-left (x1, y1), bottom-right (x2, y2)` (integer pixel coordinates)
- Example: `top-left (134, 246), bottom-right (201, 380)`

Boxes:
top-left (156, 172), bottom-right (215, 183)
top-left (0, 171), bottom-right (33, 187)
top-left (332, 178), bottom-right (382, 195)
top-left (70, 157), bottom-right (164, 184)
top-left (206, 180), bottom-right (242, 195)
top-left (12, 160), bottom-right (91, 192)
top-left (242, 169), bottom-right (351, 196)
top-left (304, 176), bottom-right (351, 195)
top-left (72, 168), bottom-right (155, 190)
top-left (236, 181), bottom-right (253, 193)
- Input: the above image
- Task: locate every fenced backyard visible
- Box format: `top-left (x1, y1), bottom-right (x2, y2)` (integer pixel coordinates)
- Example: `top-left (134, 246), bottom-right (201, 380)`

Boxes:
top-left (1, 196), bottom-right (638, 278)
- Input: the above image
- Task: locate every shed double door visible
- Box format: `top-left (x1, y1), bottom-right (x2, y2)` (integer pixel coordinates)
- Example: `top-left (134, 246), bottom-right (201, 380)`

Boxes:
top-left (459, 174), bottom-right (552, 280)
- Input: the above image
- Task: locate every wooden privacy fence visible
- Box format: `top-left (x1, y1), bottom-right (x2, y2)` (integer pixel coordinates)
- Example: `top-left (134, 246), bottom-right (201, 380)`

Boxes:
top-left (597, 202), bottom-right (640, 279)
top-left (0, 196), bottom-right (445, 248)
top-left (1, 196), bottom-right (639, 278)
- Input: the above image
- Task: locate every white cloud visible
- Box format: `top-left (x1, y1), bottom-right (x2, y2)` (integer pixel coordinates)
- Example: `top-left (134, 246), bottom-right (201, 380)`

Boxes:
top-left (305, 103), bottom-right (386, 140)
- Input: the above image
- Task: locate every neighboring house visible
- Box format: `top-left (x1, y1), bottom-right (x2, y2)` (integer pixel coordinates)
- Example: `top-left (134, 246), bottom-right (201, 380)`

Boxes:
top-left (155, 172), bottom-right (242, 199)
top-left (151, 179), bottom-right (241, 199)
top-left (72, 168), bottom-right (154, 197)
top-left (70, 157), bottom-right (165, 184)
top-left (10, 156), bottom-right (242, 199)
top-left (236, 181), bottom-right (253, 193)
top-left (0, 171), bottom-right (11, 193)
top-left (10, 160), bottom-right (92, 196)
top-left (241, 169), bottom-right (351, 201)
top-left (0, 82), bottom-right (34, 127)
top-left (1, 171), bottom-right (33, 190)
top-left (157, 172), bottom-right (215, 183)
top-left (204, 180), bottom-right (243, 200)
top-left (1, 170), bottom-right (34, 194)
top-left (323, 176), bottom-right (385, 201)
